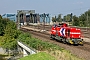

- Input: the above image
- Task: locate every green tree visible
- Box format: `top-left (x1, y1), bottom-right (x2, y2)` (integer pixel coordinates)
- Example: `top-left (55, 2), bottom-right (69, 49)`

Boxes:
top-left (0, 36), bottom-right (17, 49)
top-left (0, 18), bottom-right (9, 36)
top-left (63, 14), bottom-right (72, 22)
top-left (4, 21), bottom-right (21, 39)
top-left (57, 14), bottom-right (62, 22)
top-left (52, 14), bottom-right (62, 22)
top-left (84, 10), bottom-right (90, 27)
top-left (73, 15), bottom-right (79, 26)
top-left (52, 16), bottom-right (57, 22)
top-left (0, 20), bottom-right (21, 50)
top-left (4, 21), bottom-right (16, 37)
top-left (66, 14), bottom-right (71, 22)
top-left (79, 14), bottom-right (86, 27)
top-left (78, 9), bottom-right (90, 27)
top-left (0, 15), bottom-right (2, 19)
top-left (18, 32), bottom-right (31, 42)
top-left (63, 16), bottom-right (66, 22)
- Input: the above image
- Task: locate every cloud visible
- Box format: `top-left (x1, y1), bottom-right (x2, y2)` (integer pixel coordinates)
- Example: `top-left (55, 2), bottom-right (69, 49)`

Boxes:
top-left (73, 2), bottom-right (84, 5)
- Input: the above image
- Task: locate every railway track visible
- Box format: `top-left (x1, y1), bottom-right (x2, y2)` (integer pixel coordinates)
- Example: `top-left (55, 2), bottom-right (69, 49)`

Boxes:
top-left (20, 27), bottom-right (90, 60)
top-left (24, 25), bottom-right (90, 38)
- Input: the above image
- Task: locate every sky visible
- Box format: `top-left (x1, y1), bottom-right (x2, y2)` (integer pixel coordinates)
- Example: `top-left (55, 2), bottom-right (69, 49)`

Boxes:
top-left (0, 0), bottom-right (90, 17)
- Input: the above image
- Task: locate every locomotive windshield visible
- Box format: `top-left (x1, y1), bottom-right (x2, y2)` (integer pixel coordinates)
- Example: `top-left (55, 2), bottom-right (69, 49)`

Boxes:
top-left (53, 24), bottom-right (57, 27)
top-left (58, 23), bottom-right (68, 27)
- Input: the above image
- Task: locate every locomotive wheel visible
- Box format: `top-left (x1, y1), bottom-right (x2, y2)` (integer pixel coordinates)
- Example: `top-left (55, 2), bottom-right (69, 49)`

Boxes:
top-left (62, 38), bottom-right (66, 44)
top-left (50, 34), bottom-right (55, 39)
top-left (50, 34), bottom-right (52, 38)
top-left (50, 34), bottom-right (53, 40)
top-left (80, 44), bottom-right (84, 46)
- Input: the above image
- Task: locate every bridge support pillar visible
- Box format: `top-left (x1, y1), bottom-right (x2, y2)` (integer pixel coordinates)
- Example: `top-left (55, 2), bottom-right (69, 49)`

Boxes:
top-left (23, 49), bottom-right (28, 57)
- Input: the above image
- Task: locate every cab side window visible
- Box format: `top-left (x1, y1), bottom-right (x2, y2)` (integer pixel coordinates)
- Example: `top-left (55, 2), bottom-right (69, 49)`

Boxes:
top-left (53, 24), bottom-right (57, 28)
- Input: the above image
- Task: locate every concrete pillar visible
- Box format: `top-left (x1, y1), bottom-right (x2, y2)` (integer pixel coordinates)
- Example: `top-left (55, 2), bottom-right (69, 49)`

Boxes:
top-left (46, 16), bottom-right (47, 25)
top-left (33, 14), bottom-right (34, 24)
top-left (23, 49), bottom-right (28, 57)
top-left (30, 14), bottom-right (31, 23)
top-left (17, 13), bottom-right (20, 29)
top-left (30, 50), bottom-right (36, 55)
top-left (23, 13), bottom-right (27, 25)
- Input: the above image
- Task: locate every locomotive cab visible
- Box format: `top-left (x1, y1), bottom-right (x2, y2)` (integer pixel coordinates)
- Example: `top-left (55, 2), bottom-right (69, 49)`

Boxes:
top-left (50, 24), bottom-right (57, 38)
top-left (59, 23), bottom-right (68, 27)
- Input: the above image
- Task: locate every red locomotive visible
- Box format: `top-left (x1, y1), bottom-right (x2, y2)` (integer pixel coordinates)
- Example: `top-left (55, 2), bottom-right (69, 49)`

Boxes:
top-left (50, 23), bottom-right (83, 45)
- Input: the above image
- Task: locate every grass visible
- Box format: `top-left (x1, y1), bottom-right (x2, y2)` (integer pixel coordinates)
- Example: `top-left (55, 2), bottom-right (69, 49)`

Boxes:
top-left (19, 52), bottom-right (56, 60)
top-left (19, 50), bottom-right (84, 60)
top-left (47, 50), bottom-right (84, 60)
top-left (18, 32), bottom-right (84, 60)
